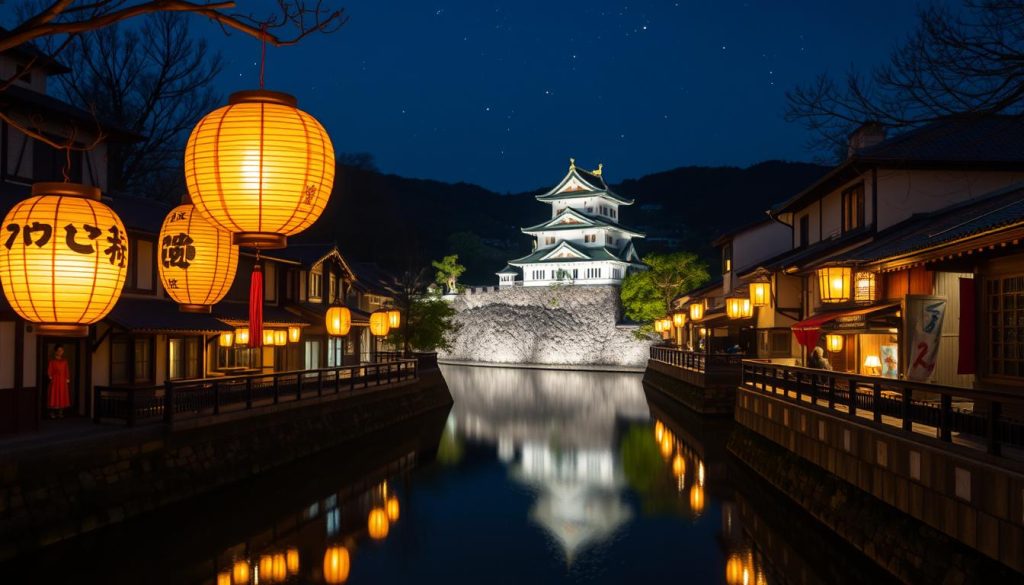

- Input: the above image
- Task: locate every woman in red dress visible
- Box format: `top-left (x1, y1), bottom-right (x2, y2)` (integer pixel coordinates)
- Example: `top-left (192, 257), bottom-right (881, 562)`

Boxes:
top-left (47, 344), bottom-right (70, 418)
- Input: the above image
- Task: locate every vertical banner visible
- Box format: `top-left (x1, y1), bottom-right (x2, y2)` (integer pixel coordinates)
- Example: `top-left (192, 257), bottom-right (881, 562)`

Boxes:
top-left (905, 295), bottom-right (947, 382)
top-left (957, 278), bottom-right (977, 374)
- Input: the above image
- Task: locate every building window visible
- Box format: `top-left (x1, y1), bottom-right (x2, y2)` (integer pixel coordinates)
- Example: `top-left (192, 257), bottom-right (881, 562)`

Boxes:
top-left (327, 338), bottom-right (344, 367)
top-left (305, 340), bottom-right (321, 370)
top-left (842, 183), bottom-right (865, 232)
top-left (309, 268), bottom-right (323, 300)
top-left (545, 236), bottom-right (555, 245)
top-left (585, 267), bottom-right (602, 279)
top-left (605, 234), bottom-right (613, 245)
top-left (985, 274), bottom-right (1024, 378)
top-left (168, 337), bottom-right (201, 380)
top-left (111, 335), bottom-right (153, 385)
top-left (218, 346), bottom-right (260, 370)
top-left (125, 237), bottom-right (156, 293)
top-left (610, 208), bottom-right (616, 219)
top-left (722, 243), bottom-right (733, 274)
top-left (584, 234), bottom-right (596, 243)
top-left (798, 215), bottom-right (810, 248)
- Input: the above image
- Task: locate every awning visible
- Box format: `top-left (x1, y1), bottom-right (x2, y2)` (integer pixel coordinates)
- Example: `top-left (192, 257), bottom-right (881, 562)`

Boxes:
top-left (791, 302), bottom-right (900, 349)
top-left (214, 302), bottom-right (312, 327)
top-left (105, 298), bottom-right (233, 334)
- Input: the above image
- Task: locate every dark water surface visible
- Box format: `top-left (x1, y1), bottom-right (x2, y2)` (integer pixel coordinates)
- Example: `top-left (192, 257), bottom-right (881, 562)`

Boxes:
top-left (5, 365), bottom-right (898, 584)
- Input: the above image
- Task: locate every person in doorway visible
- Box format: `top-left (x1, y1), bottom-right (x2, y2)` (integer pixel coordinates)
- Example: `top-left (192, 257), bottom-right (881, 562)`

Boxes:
top-left (47, 344), bottom-right (71, 418)
top-left (808, 346), bottom-right (833, 370)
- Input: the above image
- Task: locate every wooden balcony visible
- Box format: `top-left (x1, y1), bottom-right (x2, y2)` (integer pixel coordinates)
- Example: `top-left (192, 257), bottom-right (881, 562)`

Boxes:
top-left (645, 346), bottom-right (744, 414)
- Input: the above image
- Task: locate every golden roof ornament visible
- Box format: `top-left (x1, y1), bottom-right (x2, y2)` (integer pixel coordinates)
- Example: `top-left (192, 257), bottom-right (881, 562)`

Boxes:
top-left (569, 157), bottom-right (575, 171)
top-left (592, 163), bottom-right (603, 176)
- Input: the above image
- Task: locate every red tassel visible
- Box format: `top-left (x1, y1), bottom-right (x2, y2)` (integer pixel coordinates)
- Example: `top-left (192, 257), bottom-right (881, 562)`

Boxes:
top-left (249, 262), bottom-right (264, 348)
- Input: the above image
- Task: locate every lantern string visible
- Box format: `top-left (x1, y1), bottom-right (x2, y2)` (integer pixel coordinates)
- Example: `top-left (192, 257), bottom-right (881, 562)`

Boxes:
top-left (259, 22), bottom-right (268, 89)
top-left (62, 145), bottom-right (71, 183)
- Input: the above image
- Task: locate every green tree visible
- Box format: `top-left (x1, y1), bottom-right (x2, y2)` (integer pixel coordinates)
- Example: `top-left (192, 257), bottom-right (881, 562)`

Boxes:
top-left (387, 268), bottom-right (460, 352)
top-left (620, 252), bottom-right (709, 326)
top-left (432, 254), bottom-right (466, 294)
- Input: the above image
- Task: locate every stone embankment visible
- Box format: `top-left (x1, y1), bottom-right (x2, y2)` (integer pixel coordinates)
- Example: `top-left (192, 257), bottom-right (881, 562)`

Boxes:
top-left (440, 284), bottom-right (652, 369)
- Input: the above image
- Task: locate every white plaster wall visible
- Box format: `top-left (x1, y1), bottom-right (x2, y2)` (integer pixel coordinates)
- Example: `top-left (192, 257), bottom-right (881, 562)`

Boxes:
top-left (440, 285), bottom-right (653, 367)
top-left (875, 170), bottom-right (1024, 231)
top-left (820, 190), bottom-right (842, 240)
top-left (733, 221), bottom-right (791, 274)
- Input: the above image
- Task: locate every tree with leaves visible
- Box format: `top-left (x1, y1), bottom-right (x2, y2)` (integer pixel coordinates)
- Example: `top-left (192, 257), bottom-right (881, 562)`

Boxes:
top-left (432, 254), bottom-right (465, 294)
top-left (620, 252), bottom-right (709, 327)
top-left (786, 0), bottom-right (1024, 158)
top-left (387, 268), bottom-right (459, 353)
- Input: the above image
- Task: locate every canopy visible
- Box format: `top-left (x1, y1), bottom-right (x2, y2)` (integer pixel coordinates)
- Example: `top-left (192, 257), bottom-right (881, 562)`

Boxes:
top-left (791, 302), bottom-right (900, 349)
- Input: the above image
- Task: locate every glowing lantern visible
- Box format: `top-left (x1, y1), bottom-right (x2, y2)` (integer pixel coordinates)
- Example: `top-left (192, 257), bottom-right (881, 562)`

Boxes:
top-left (725, 555), bottom-right (744, 585)
top-left (654, 319), bottom-right (664, 333)
top-left (185, 90), bottom-right (335, 249)
top-left (673, 312), bottom-right (686, 328)
top-left (749, 281), bottom-right (770, 307)
top-left (273, 329), bottom-right (288, 346)
top-left (387, 308), bottom-right (401, 329)
top-left (726, 297), bottom-right (752, 319)
top-left (816, 266), bottom-right (851, 303)
top-left (288, 325), bottom-right (301, 343)
top-left (323, 546), bottom-right (350, 584)
top-left (235, 327), bottom-right (249, 345)
top-left (689, 484), bottom-right (705, 515)
top-left (386, 496), bottom-right (400, 522)
top-left (219, 332), bottom-right (234, 347)
top-left (326, 306), bottom-right (351, 336)
top-left (825, 334), bottom-right (844, 353)
top-left (698, 461), bottom-right (705, 486)
top-left (368, 507), bottom-right (390, 539)
top-left (271, 554), bottom-right (287, 583)
top-left (232, 560), bottom-right (250, 584)
top-left (263, 329), bottom-right (276, 346)
top-left (689, 302), bottom-right (704, 321)
top-left (157, 203), bottom-right (238, 312)
top-left (258, 556), bottom-right (274, 582)
top-left (855, 271), bottom-right (877, 302)
top-left (672, 454), bottom-right (686, 478)
top-left (286, 548), bottom-right (299, 575)
top-left (661, 318), bottom-right (673, 331)
top-left (0, 183), bottom-right (127, 336)
top-left (369, 311), bottom-right (391, 337)
top-left (218, 572), bottom-right (232, 585)
top-left (660, 432), bottom-right (673, 458)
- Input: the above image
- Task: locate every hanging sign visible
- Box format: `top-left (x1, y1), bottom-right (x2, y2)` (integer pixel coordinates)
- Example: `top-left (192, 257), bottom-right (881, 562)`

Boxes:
top-left (905, 295), bottom-right (946, 382)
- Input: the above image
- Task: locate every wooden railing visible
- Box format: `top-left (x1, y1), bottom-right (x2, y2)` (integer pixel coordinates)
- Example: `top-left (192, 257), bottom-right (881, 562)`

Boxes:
top-left (95, 359), bottom-right (418, 427)
top-left (650, 346), bottom-right (745, 373)
top-left (740, 360), bottom-right (1024, 456)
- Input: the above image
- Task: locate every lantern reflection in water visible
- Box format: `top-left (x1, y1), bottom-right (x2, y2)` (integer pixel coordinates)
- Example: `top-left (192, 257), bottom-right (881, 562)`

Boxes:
top-left (217, 572), bottom-right (232, 585)
top-left (672, 454), bottom-right (686, 478)
top-left (659, 432), bottom-right (674, 458)
top-left (323, 545), bottom-right (350, 584)
top-left (272, 553), bottom-right (287, 582)
top-left (258, 555), bottom-right (274, 581)
top-left (725, 554), bottom-right (744, 585)
top-left (286, 547), bottom-right (299, 575)
top-left (232, 560), bottom-right (249, 584)
top-left (386, 496), bottom-right (401, 522)
top-left (689, 484), bottom-right (705, 515)
top-left (654, 420), bottom-right (665, 442)
top-left (368, 507), bottom-right (390, 539)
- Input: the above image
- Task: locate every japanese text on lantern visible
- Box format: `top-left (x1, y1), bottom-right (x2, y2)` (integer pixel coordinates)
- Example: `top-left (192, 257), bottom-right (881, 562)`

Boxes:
top-left (162, 233), bottom-right (196, 269)
top-left (5, 222), bottom-right (126, 267)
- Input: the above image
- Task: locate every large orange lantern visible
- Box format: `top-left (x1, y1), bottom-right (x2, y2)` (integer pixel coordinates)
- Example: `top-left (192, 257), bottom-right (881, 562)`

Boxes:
top-left (387, 308), bottom-right (401, 329)
top-left (368, 507), bottom-right (390, 539)
top-left (0, 183), bottom-right (127, 336)
top-left (185, 90), bottom-right (335, 249)
top-left (323, 546), bottom-right (350, 584)
top-left (369, 310), bottom-right (390, 337)
top-left (157, 203), bottom-right (238, 312)
top-left (326, 306), bottom-right (351, 336)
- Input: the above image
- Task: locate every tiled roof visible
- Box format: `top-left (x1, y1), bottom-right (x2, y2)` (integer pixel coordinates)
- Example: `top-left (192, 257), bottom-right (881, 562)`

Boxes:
top-left (213, 302), bottom-right (311, 326)
top-left (674, 276), bottom-right (723, 302)
top-left (496, 265), bottom-right (518, 275)
top-left (509, 240), bottom-right (639, 265)
top-left (521, 208), bottom-right (645, 236)
top-left (105, 297), bottom-right (233, 333)
top-left (832, 183), bottom-right (1024, 264)
top-left (744, 227), bottom-right (874, 274)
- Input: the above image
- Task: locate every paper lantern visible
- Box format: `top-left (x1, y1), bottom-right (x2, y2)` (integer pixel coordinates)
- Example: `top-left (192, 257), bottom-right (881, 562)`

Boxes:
top-left (749, 281), bottom-right (770, 307)
top-left (661, 318), bottom-right (673, 331)
top-left (817, 266), bottom-right (851, 303)
top-left (689, 302), bottom-right (704, 321)
top-left (185, 90), bottom-right (335, 249)
top-left (263, 329), bottom-right (276, 346)
top-left (323, 546), bottom-right (350, 584)
top-left (157, 203), bottom-right (238, 312)
top-left (387, 308), bottom-right (401, 329)
top-left (235, 327), bottom-right (249, 345)
top-left (673, 312), bottom-right (686, 327)
top-left (368, 507), bottom-right (389, 539)
top-left (219, 332), bottom-right (234, 347)
top-left (654, 319), bottom-right (664, 333)
top-left (689, 484), bottom-right (705, 515)
top-left (726, 297), bottom-right (752, 319)
top-left (288, 325), bottom-right (301, 343)
top-left (0, 183), bottom-right (128, 336)
top-left (369, 310), bottom-right (390, 337)
top-left (273, 329), bottom-right (288, 346)
top-left (855, 271), bottom-right (877, 302)
top-left (825, 334), bottom-right (844, 353)
top-left (232, 560), bottom-right (249, 584)
top-left (386, 496), bottom-right (400, 522)
top-left (326, 306), bottom-right (352, 336)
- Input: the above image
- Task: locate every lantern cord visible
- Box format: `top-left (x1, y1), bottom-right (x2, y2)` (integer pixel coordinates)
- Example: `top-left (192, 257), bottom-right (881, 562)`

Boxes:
top-left (259, 22), bottom-right (268, 89)
top-left (61, 145), bottom-right (71, 183)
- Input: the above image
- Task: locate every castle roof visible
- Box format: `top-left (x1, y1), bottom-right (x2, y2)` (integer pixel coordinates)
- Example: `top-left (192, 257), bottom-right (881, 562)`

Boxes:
top-left (536, 161), bottom-right (634, 205)
top-left (520, 207), bottom-right (645, 237)
top-left (509, 240), bottom-right (643, 266)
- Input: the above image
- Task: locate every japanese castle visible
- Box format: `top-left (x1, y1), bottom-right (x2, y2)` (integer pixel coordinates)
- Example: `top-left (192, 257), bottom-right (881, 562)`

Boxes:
top-left (499, 159), bottom-right (645, 287)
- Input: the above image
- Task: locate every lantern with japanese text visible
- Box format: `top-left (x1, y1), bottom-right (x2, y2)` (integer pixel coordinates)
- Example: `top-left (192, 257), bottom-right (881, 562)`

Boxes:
top-left (288, 325), bottom-right (301, 343)
top-left (725, 297), bottom-right (752, 319)
top-left (749, 280), bottom-right (771, 307)
top-left (326, 306), bottom-right (351, 336)
top-left (689, 302), bottom-right (704, 321)
top-left (369, 310), bottom-right (390, 337)
top-left (184, 90), bottom-right (335, 249)
top-left (817, 266), bottom-right (851, 303)
top-left (157, 203), bottom-right (238, 313)
top-left (0, 183), bottom-right (128, 336)
top-left (387, 308), bottom-right (401, 329)
top-left (323, 546), bottom-right (350, 584)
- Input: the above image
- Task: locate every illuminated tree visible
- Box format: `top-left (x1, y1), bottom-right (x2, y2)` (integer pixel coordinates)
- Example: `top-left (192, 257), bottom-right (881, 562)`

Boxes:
top-left (620, 252), bottom-right (708, 327)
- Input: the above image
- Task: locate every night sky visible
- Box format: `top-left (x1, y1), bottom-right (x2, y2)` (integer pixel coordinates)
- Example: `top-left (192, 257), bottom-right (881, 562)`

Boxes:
top-left (198, 2), bottom-right (921, 192)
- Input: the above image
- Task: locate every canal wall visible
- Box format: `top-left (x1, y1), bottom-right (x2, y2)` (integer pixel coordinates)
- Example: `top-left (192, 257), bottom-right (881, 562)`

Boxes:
top-left (439, 284), bottom-right (652, 369)
top-left (730, 387), bottom-right (1024, 580)
top-left (642, 359), bottom-right (736, 415)
top-left (0, 368), bottom-right (452, 561)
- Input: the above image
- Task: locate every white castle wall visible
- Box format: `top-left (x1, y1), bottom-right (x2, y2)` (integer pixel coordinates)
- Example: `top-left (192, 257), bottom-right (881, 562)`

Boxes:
top-left (439, 285), bottom-right (652, 368)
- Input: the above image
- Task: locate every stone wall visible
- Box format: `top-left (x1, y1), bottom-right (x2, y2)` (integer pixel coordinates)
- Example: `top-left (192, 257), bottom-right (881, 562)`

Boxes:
top-left (0, 370), bottom-right (452, 561)
top-left (440, 284), bottom-right (652, 368)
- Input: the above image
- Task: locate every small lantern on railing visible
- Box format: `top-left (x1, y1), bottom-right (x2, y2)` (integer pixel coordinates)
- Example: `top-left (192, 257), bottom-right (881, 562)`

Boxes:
top-left (326, 306), bottom-right (352, 336)
top-left (387, 308), bottom-right (401, 329)
top-left (369, 310), bottom-right (391, 337)
top-left (854, 271), bottom-right (877, 303)
top-left (274, 329), bottom-right (288, 346)
top-left (234, 327), bottom-right (249, 346)
top-left (689, 302), bottom-right (704, 321)
top-left (725, 297), bottom-right (752, 319)
top-left (263, 329), bottom-right (276, 346)
top-left (825, 334), bottom-right (844, 353)
top-left (673, 312), bottom-right (686, 328)
top-left (816, 266), bottom-right (851, 304)
top-left (219, 332), bottom-right (234, 347)
top-left (288, 325), bottom-right (301, 343)
top-left (748, 280), bottom-right (771, 307)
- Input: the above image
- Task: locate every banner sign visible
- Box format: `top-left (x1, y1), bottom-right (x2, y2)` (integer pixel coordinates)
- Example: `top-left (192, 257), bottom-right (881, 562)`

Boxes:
top-left (905, 296), bottom-right (946, 382)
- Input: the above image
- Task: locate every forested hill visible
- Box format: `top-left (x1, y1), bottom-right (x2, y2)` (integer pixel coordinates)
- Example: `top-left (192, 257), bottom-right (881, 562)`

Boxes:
top-left (297, 160), bottom-right (830, 283)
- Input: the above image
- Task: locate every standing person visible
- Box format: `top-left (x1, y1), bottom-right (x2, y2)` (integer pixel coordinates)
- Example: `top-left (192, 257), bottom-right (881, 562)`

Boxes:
top-left (47, 345), bottom-right (70, 418)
